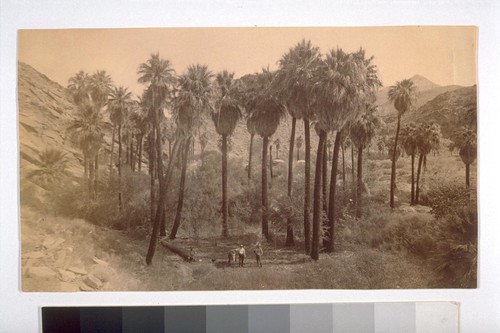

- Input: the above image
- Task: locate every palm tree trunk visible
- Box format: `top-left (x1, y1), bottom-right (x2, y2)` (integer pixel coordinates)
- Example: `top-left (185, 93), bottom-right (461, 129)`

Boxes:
top-left (262, 136), bottom-right (270, 239)
top-left (94, 152), bottom-right (98, 196)
top-left (321, 132), bottom-right (328, 242)
top-left (351, 145), bottom-right (356, 207)
top-left (297, 147), bottom-right (300, 161)
top-left (303, 119), bottom-right (311, 254)
top-left (248, 133), bottom-right (254, 180)
top-left (89, 156), bottom-right (95, 200)
top-left (356, 145), bottom-right (363, 218)
top-left (221, 134), bottom-right (229, 237)
top-left (169, 138), bottom-right (191, 239)
top-left (146, 138), bottom-right (180, 265)
top-left (138, 133), bottom-right (143, 172)
top-left (118, 125), bottom-right (123, 210)
top-left (109, 125), bottom-right (115, 181)
top-left (311, 130), bottom-right (326, 260)
top-left (149, 130), bottom-right (156, 222)
top-left (326, 130), bottom-right (342, 252)
top-left (269, 145), bottom-right (274, 180)
top-left (390, 115), bottom-right (402, 208)
top-left (415, 153), bottom-right (424, 204)
top-left (132, 136), bottom-right (139, 172)
top-left (286, 117), bottom-right (296, 247)
top-left (341, 142), bottom-right (346, 191)
top-left (410, 153), bottom-right (415, 205)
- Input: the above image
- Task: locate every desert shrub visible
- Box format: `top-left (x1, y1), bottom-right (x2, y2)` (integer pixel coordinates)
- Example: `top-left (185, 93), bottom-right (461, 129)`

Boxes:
top-left (427, 182), bottom-right (471, 218)
top-left (380, 213), bottom-right (435, 257)
top-left (431, 205), bottom-right (477, 288)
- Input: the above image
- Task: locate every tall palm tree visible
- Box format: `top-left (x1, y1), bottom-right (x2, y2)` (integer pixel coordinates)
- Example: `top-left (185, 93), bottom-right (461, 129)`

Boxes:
top-left (296, 135), bottom-right (303, 161)
top-left (274, 138), bottom-right (281, 159)
top-left (108, 86), bottom-right (133, 210)
top-left (415, 122), bottom-right (441, 203)
top-left (349, 104), bottom-right (380, 217)
top-left (275, 39), bottom-right (322, 254)
top-left (452, 127), bottom-right (477, 189)
top-left (313, 47), bottom-right (380, 254)
top-left (211, 70), bottom-right (242, 237)
top-left (67, 101), bottom-right (104, 199)
top-left (68, 71), bottom-right (91, 105)
top-left (245, 70), bottom-right (286, 240)
top-left (137, 53), bottom-right (176, 265)
top-left (399, 123), bottom-right (419, 205)
top-left (388, 79), bottom-right (417, 208)
top-left (90, 70), bottom-right (113, 109)
top-left (169, 64), bottom-right (213, 240)
top-left (246, 117), bottom-right (257, 180)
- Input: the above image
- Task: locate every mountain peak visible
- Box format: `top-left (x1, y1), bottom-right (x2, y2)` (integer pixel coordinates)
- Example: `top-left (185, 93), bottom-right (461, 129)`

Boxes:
top-left (409, 74), bottom-right (440, 91)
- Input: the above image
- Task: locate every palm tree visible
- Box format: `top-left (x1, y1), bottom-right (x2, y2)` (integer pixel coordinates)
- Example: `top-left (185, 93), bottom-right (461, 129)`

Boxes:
top-left (274, 138), bottom-right (281, 159)
top-left (68, 71), bottom-right (91, 105)
top-left (313, 47), bottom-right (380, 254)
top-left (296, 135), bottom-right (303, 160)
top-left (399, 123), bottom-right (418, 204)
top-left (244, 70), bottom-right (286, 240)
top-left (349, 104), bottom-right (380, 217)
top-left (246, 117), bottom-right (257, 180)
top-left (387, 79), bottom-right (417, 208)
top-left (274, 39), bottom-right (322, 254)
top-left (89, 70), bottom-right (113, 109)
top-left (415, 123), bottom-right (441, 203)
top-left (28, 149), bottom-right (70, 189)
top-left (67, 101), bottom-right (104, 199)
top-left (137, 53), bottom-right (176, 265)
top-left (211, 70), bottom-right (242, 237)
top-left (451, 127), bottom-right (477, 189)
top-left (169, 64), bottom-right (213, 240)
top-left (131, 96), bottom-right (152, 172)
top-left (108, 86), bottom-right (133, 210)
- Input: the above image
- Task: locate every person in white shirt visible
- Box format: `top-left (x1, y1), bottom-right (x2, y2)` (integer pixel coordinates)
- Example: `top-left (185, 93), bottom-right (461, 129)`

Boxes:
top-left (238, 245), bottom-right (246, 267)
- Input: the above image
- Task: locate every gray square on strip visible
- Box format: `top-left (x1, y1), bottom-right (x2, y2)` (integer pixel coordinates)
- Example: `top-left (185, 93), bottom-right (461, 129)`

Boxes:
top-left (416, 302), bottom-right (458, 333)
top-left (290, 304), bottom-right (333, 333)
top-left (332, 303), bottom-right (374, 333)
top-left (248, 304), bottom-right (290, 333)
top-left (164, 306), bottom-right (206, 333)
top-left (123, 306), bottom-right (164, 333)
top-left (375, 303), bottom-right (416, 333)
top-left (206, 305), bottom-right (248, 333)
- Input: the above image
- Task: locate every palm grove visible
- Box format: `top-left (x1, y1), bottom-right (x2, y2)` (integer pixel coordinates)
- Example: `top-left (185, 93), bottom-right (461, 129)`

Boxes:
top-left (34, 39), bottom-right (475, 273)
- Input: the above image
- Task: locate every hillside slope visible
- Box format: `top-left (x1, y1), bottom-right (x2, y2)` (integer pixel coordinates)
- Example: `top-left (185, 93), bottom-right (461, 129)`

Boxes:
top-left (376, 74), bottom-right (462, 120)
top-left (18, 62), bottom-right (82, 178)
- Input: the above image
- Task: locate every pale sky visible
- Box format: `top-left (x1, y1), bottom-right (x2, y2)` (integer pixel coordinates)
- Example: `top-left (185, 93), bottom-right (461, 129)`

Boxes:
top-left (18, 26), bottom-right (476, 96)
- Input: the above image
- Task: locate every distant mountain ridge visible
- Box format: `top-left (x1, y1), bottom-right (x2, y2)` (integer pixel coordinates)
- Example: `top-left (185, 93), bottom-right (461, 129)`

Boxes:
top-left (376, 74), bottom-right (462, 119)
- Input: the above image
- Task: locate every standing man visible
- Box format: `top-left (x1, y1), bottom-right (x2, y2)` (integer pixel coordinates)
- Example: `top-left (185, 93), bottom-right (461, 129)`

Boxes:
top-left (238, 245), bottom-right (246, 267)
top-left (254, 243), bottom-right (263, 267)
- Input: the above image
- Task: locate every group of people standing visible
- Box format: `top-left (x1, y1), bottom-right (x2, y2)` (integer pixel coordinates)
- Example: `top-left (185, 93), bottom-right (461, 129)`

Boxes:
top-left (228, 243), bottom-right (263, 267)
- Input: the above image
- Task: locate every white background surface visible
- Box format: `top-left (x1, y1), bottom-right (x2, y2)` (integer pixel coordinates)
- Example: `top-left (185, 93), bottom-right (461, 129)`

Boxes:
top-left (1, 1), bottom-right (499, 332)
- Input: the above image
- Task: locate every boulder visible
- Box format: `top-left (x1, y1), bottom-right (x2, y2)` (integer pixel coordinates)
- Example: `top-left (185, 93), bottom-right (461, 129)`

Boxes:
top-left (28, 266), bottom-right (57, 279)
top-left (76, 280), bottom-right (95, 291)
top-left (84, 274), bottom-right (103, 289)
top-left (23, 251), bottom-right (45, 259)
top-left (43, 236), bottom-right (65, 250)
top-left (67, 266), bottom-right (87, 275)
top-left (58, 269), bottom-right (76, 282)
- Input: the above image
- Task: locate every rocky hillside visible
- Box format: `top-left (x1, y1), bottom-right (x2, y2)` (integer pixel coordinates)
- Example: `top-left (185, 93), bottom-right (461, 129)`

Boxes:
top-left (18, 62), bottom-right (83, 179)
top-left (407, 85), bottom-right (477, 139)
top-left (376, 74), bottom-right (462, 120)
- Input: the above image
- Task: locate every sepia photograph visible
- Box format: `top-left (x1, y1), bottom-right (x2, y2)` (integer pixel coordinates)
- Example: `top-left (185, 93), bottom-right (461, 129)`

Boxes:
top-left (18, 26), bottom-right (477, 292)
